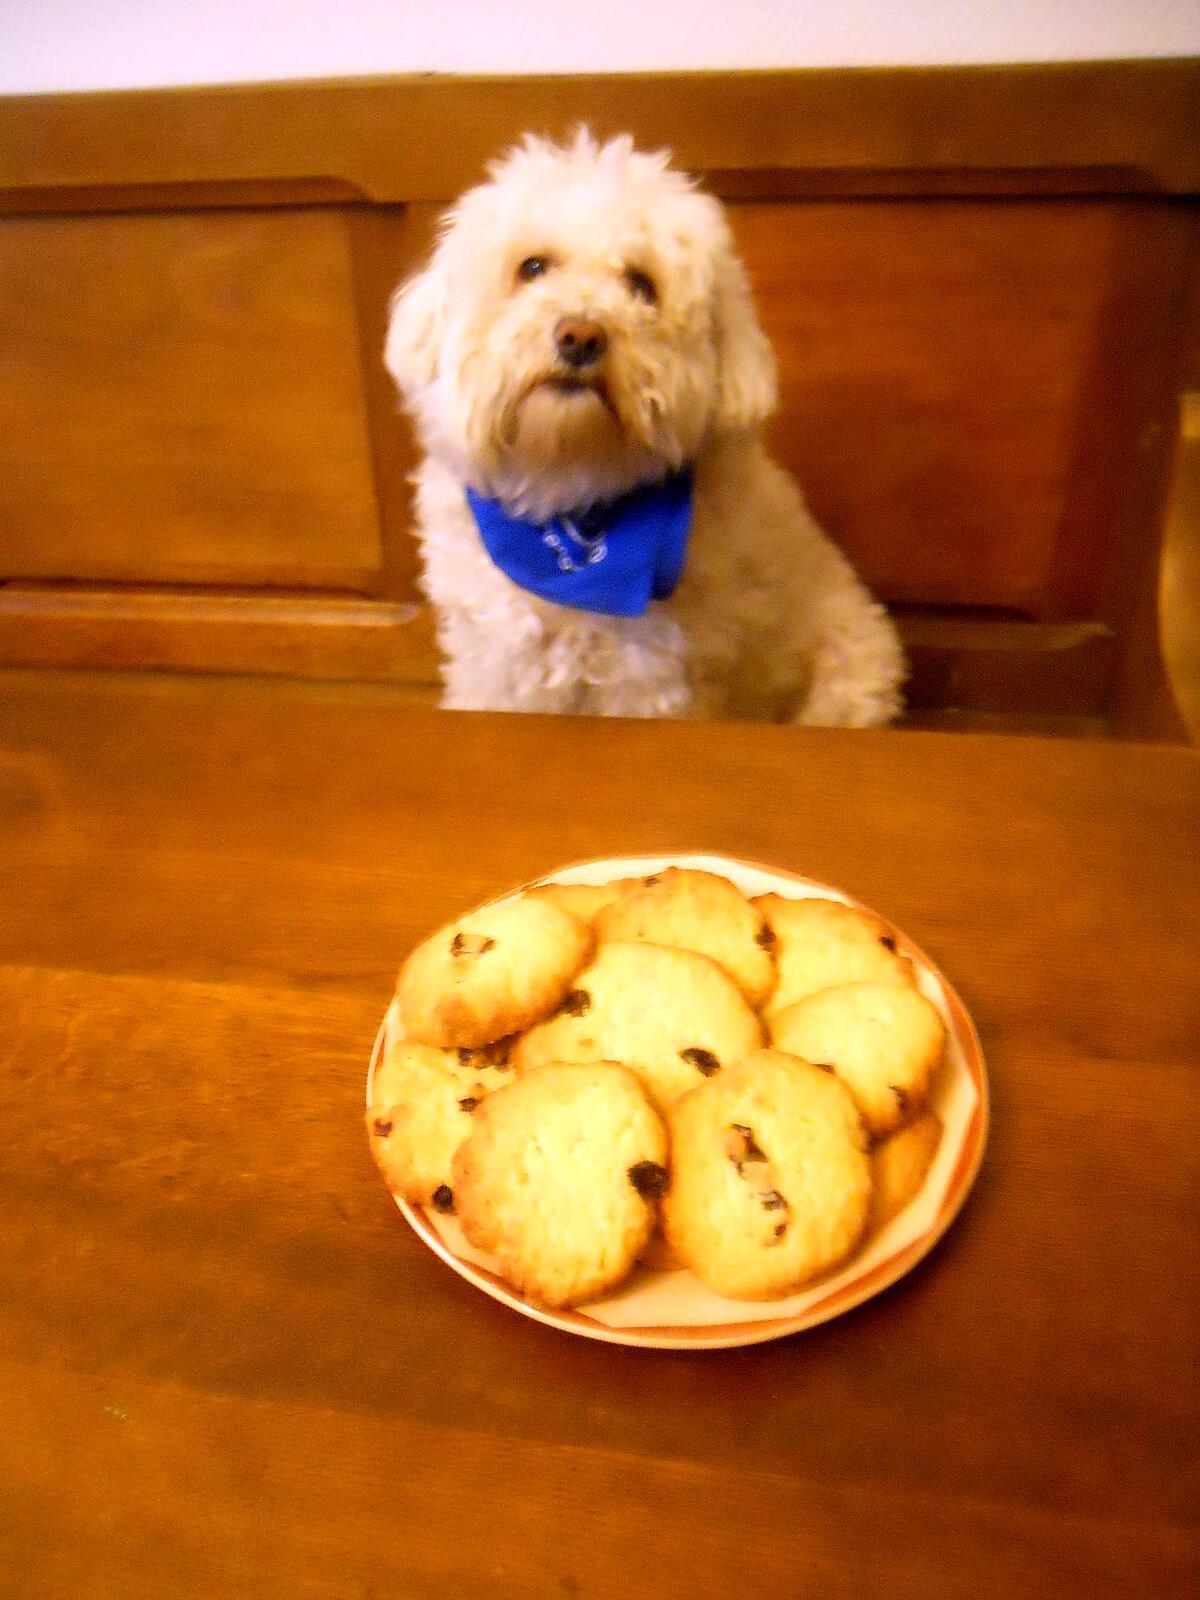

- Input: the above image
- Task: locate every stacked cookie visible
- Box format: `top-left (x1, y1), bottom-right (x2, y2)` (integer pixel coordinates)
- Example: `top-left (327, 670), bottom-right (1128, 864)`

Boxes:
top-left (368, 868), bottom-right (947, 1308)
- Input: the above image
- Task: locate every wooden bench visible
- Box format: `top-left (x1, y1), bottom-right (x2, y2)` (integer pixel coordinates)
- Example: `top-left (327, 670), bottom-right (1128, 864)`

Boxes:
top-left (1, 61), bottom-right (1197, 735)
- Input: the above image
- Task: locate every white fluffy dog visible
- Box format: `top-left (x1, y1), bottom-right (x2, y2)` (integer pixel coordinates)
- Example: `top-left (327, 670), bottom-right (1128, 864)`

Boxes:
top-left (385, 130), bottom-right (904, 724)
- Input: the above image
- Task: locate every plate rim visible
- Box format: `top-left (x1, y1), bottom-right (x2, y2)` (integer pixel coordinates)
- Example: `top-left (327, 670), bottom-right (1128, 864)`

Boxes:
top-left (368, 851), bottom-right (989, 1350)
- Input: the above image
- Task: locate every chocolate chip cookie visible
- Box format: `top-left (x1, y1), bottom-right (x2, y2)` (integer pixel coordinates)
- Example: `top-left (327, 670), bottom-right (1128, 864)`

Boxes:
top-left (397, 894), bottom-right (592, 1049)
top-left (770, 979), bottom-right (946, 1136)
top-left (452, 1061), bottom-right (668, 1307)
top-left (870, 1110), bottom-right (943, 1228)
top-left (366, 1036), bottom-right (516, 1208)
top-left (662, 1049), bottom-right (872, 1299)
top-left (755, 894), bottom-right (914, 1020)
top-left (594, 866), bottom-right (776, 1008)
top-left (512, 940), bottom-right (762, 1111)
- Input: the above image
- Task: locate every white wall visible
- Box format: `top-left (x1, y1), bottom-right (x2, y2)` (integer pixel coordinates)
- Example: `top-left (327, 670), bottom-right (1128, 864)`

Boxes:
top-left (4, 0), bottom-right (1198, 96)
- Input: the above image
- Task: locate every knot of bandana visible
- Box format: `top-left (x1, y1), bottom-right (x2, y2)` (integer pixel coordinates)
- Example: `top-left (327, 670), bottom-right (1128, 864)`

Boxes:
top-left (465, 472), bottom-right (693, 617)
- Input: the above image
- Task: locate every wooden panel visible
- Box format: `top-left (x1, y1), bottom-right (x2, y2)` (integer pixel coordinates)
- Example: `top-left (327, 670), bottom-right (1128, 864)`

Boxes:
top-left (897, 616), bottom-right (1117, 717)
top-left (0, 587), bottom-right (1120, 735)
top-left (0, 586), bottom-right (440, 682)
top-left (1162, 395), bottom-right (1200, 740)
top-left (1, 61), bottom-right (1197, 207)
top-left (0, 208), bottom-right (382, 589)
top-left (733, 197), bottom-right (1194, 618)
top-left (344, 203), bottom-right (443, 601)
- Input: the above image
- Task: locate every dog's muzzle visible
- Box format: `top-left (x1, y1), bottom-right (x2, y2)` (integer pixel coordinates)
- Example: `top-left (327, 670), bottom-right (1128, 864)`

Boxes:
top-left (554, 317), bottom-right (608, 370)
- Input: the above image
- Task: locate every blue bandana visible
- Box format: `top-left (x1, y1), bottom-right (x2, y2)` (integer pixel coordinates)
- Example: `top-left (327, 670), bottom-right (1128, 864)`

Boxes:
top-left (465, 471), bottom-right (693, 617)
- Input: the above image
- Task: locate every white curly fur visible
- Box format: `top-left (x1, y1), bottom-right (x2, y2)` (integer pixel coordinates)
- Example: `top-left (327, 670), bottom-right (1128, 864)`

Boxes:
top-left (385, 129), bottom-right (905, 725)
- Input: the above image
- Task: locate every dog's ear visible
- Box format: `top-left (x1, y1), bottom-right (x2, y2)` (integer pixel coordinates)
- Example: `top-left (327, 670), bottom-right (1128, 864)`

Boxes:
top-left (710, 242), bottom-right (778, 433)
top-left (384, 263), bottom-right (447, 398)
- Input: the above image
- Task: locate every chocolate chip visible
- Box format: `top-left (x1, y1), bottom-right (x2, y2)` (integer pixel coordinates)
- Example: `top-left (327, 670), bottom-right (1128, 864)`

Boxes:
top-left (812, 1061), bottom-right (836, 1075)
top-left (372, 1117), bottom-right (393, 1138)
top-left (457, 1097), bottom-right (479, 1114)
top-left (558, 988), bottom-right (591, 1017)
top-left (680, 1046), bottom-right (720, 1076)
top-left (760, 1189), bottom-right (788, 1211)
top-left (769, 1221), bottom-right (788, 1243)
top-left (458, 1038), bottom-right (513, 1068)
top-left (890, 1084), bottom-right (911, 1113)
top-left (627, 1160), bottom-right (670, 1199)
top-left (727, 1123), bottom-right (768, 1163)
top-left (431, 1185), bottom-right (454, 1213)
top-left (880, 934), bottom-right (897, 952)
top-left (642, 874), bottom-right (662, 886)
top-left (755, 924), bottom-right (776, 949)
top-left (450, 932), bottom-right (496, 957)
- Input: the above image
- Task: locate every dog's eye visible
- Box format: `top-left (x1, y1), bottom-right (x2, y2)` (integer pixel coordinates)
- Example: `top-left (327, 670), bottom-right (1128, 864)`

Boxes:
top-left (516, 255), bottom-right (553, 284)
top-left (624, 267), bottom-right (658, 306)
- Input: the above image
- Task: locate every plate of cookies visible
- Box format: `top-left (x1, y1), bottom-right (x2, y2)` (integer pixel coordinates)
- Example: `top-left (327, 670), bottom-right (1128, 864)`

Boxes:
top-left (365, 854), bottom-right (987, 1349)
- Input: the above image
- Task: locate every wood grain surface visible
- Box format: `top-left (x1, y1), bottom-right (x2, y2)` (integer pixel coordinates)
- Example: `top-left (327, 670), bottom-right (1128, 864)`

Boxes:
top-left (3, 60), bottom-right (1198, 204)
top-left (0, 673), bottom-right (1197, 1599)
top-left (735, 196), bottom-right (1194, 618)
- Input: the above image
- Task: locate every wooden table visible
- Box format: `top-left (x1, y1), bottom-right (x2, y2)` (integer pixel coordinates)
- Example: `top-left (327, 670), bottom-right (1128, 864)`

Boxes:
top-left (1, 673), bottom-right (1196, 1600)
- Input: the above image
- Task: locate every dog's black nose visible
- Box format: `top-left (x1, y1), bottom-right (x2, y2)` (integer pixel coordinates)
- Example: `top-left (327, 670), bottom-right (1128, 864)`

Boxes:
top-left (555, 317), bottom-right (608, 369)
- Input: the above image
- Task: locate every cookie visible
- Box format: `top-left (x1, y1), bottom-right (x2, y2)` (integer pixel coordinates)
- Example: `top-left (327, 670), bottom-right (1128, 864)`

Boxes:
top-left (365, 1036), bottom-right (516, 1207)
top-left (770, 980), bottom-right (946, 1136)
top-left (594, 867), bottom-right (776, 1008)
top-left (512, 940), bottom-right (763, 1111)
top-left (525, 879), bottom-right (634, 925)
top-left (662, 1050), bottom-right (872, 1299)
top-left (755, 894), bottom-right (915, 1018)
top-left (397, 894), bottom-right (593, 1048)
top-left (871, 1110), bottom-right (943, 1228)
top-left (452, 1061), bottom-right (669, 1308)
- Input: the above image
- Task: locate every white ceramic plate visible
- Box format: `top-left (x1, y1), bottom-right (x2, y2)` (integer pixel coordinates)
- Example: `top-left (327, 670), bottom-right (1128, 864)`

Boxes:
top-left (367, 853), bottom-right (988, 1349)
